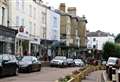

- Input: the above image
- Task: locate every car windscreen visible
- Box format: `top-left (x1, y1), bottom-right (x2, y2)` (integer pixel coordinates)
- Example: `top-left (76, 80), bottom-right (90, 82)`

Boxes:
top-left (67, 59), bottom-right (73, 61)
top-left (21, 56), bottom-right (32, 62)
top-left (0, 55), bottom-right (10, 63)
top-left (74, 59), bottom-right (83, 62)
top-left (107, 58), bottom-right (117, 64)
top-left (54, 56), bottom-right (66, 60)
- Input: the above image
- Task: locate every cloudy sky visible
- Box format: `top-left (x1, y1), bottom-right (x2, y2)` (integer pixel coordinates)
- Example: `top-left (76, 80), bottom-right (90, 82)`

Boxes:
top-left (44, 0), bottom-right (120, 35)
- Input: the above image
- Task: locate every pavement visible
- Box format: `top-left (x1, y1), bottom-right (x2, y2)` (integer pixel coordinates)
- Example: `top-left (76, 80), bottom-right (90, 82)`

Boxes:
top-left (102, 71), bottom-right (112, 82)
top-left (81, 70), bottom-right (104, 82)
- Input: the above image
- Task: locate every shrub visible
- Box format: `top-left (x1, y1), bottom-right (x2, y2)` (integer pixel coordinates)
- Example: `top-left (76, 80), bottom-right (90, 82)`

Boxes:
top-left (65, 75), bottom-right (71, 80)
top-left (72, 70), bottom-right (80, 75)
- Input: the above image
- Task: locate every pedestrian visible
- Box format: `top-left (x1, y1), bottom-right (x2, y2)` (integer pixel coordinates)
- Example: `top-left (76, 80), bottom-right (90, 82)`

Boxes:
top-left (43, 51), bottom-right (48, 61)
top-left (23, 50), bottom-right (28, 56)
top-left (48, 48), bottom-right (51, 61)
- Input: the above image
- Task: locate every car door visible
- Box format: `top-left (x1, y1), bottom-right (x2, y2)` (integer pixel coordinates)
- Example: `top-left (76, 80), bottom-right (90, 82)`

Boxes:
top-left (2, 55), bottom-right (12, 75)
top-left (9, 55), bottom-right (18, 74)
top-left (32, 57), bottom-right (40, 71)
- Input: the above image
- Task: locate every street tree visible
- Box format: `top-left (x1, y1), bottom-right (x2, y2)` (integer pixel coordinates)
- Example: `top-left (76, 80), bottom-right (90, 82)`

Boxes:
top-left (102, 42), bottom-right (116, 60)
top-left (115, 33), bottom-right (120, 43)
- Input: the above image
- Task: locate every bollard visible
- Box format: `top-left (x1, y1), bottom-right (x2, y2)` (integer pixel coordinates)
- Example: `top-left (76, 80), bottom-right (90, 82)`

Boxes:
top-left (106, 64), bottom-right (109, 74)
top-left (108, 66), bottom-right (112, 80)
top-left (118, 70), bottom-right (120, 82)
top-left (112, 68), bottom-right (116, 82)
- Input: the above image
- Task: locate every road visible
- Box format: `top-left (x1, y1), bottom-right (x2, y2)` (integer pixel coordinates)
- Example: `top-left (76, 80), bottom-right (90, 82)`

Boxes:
top-left (0, 67), bottom-right (80, 82)
top-left (81, 70), bottom-right (104, 82)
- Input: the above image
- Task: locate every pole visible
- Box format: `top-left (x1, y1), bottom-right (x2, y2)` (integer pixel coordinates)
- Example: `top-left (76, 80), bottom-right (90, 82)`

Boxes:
top-left (118, 70), bottom-right (120, 82)
top-left (108, 66), bottom-right (112, 80)
top-left (112, 68), bottom-right (116, 82)
top-left (7, 0), bottom-right (9, 27)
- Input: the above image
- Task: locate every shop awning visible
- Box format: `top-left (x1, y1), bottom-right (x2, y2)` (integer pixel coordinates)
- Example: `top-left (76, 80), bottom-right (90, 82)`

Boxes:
top-left (16, 32), bottom-right (30, 40)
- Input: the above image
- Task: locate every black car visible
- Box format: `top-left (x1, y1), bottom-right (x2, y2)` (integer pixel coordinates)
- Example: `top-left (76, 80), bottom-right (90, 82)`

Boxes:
top-left (0, 54), bottom-right (18, 77)
top-left (18, 56), bottom-right (41, 73)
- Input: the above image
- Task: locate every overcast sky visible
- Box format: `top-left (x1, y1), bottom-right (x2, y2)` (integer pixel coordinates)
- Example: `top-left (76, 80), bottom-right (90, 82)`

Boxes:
top-left (44, 0), bottom-right (120, 35)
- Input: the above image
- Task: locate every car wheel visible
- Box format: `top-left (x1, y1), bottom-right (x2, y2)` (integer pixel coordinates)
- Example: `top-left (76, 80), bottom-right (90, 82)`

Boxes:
top-left (28, 66), bottom-right (32, 73)
top-left (15, 68), bottom-right (18, 75)
top-left (38, 65), bottom-right (41, 71)
top-left (61, 63), bottom-right (65, 68)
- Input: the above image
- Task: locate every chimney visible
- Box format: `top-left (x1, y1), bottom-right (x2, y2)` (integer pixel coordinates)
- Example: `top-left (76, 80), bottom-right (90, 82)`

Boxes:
top-left (67, 7), bottom-right (76, 16)
top-left (59, 3), bottom-right (66, 12)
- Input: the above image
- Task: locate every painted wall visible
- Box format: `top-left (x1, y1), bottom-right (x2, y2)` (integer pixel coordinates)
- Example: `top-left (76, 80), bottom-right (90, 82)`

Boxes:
top-left (51, 10), bottom-right (60, 41)
top-left (46, 8), bottom-right (60, 41)
top-left (87, 36), bottom-right (115, 50)
top-left (8, 0), bottom-right (42, 38)
top-left (0, 1), bottom-right (8, 26)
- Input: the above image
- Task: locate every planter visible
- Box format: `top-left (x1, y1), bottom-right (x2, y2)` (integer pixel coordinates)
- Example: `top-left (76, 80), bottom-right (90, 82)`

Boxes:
top-left (57, 65), bottom-right (102, 82)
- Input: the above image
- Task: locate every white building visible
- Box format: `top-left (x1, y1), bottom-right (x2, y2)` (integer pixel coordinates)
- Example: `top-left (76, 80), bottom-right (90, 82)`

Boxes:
top-left (8, 0), bottom-right (44, 55)
top-left (0, 0), bottom-right (8, 26)
top-left (7, 0), bottom-right (60, 56)
top-left (46, 8), bottom-right (60, 41)
top-left (87, 30), bottom-right (115, 50)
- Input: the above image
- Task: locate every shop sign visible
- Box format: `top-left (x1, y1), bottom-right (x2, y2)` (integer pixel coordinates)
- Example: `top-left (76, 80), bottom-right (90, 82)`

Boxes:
top-left (19, 26), bottom-right (24, 32)
top-left (30, 37), bottom-right (40, 45)
top-left (16, 32), bottom-right (29, 40)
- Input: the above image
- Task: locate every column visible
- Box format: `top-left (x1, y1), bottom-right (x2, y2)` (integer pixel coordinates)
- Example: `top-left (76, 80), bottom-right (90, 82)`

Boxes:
top-left (29, 41), bottom-right (31, 55)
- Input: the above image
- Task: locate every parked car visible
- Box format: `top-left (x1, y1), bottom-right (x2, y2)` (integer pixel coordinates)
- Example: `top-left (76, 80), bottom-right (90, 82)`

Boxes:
top-left (106, 57), bottom-right (119, 68)
top-left (74, 59), bottom-right (85, 67)
top-left (50, 56), bottom-right (67, 67)
top-left (67, 58), bottom-right (74, 66)
top-left (0, 54), bottom-right (18, 77)
top-left (18, 56), bottom-right (41, 73)
top-left (107, 57), bottom-right (118, 65)
top-left (16, 56), bottom-right (23, 61)
top-left (102, 60), bottom-right (107, 65)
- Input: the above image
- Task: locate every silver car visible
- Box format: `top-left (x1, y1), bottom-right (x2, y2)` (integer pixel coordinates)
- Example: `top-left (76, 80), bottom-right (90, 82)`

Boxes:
top-left (50, 56), bottom-right (67, 67)
top-left (74, 59), bottom-right (85, 67)
top-left (67, 58), bottom-right (74, 66)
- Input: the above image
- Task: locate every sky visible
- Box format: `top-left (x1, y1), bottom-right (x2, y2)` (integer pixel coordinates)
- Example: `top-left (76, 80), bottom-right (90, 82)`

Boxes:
top-left (44, 0), bottom-right (120, 35)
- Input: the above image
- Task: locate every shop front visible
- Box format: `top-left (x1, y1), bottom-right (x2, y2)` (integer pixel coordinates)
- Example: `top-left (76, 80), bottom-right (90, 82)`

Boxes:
top-left (0, 25), bottom-right (17, 54)
top-left (30, 35), bottom-right (40, 57)
top-left (15, 32), bottom-right (30, 56)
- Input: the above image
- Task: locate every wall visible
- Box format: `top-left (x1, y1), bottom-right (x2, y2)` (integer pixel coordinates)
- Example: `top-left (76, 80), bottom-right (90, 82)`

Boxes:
top-left (78, 17), bottom-right (87, 48)
top-left (71, 17), bottom-right (79, 46)
top-left (8, 0), bottom-right (42, 38)
top-left (46, 8), bottom-right (60, 41)
top-left (87, 36), bottom-right (115, 50)
top-left (51, 10), bottom-right (60, 41)
top-left (0, 0), bottom-right (8, 26)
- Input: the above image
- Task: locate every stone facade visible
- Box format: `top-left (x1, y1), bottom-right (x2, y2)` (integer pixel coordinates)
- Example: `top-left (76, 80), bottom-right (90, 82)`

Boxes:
top-left (78, 16), bottom-right (88, 48)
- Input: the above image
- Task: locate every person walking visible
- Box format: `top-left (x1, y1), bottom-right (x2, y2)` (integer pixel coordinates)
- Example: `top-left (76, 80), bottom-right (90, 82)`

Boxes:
top-left (48, 48), bottom-right (52, 61)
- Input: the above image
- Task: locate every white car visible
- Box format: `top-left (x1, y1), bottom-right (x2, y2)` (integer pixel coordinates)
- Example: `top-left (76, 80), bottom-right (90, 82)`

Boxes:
top-left (74, 59), bottom-right (85, 67)
top-left (106, 57), bottom-right (118, 66)
top-left (50, 56), bottom-right (67, 67)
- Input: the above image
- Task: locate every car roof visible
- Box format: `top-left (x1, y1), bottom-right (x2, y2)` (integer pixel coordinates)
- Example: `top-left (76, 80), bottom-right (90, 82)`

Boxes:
top-left (108, 57), bottom-right (118, 60)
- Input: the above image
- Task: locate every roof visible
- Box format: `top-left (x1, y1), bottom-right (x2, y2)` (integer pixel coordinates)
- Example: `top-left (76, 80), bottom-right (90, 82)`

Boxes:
top-left (56, 10), bottom-right (72, 17)
top-left (87, 30), bottom-right (114, 37)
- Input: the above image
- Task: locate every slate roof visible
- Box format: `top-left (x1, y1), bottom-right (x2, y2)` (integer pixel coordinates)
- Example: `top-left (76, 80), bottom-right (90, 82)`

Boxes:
top-left (87, 30), bottom-right (114, 37)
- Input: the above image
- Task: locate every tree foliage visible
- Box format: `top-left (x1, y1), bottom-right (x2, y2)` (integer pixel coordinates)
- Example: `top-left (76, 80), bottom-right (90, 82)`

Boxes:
top-left (115, 33), bottom-right (120, 43)
top-left (102, 41), bottom-right (120, 60)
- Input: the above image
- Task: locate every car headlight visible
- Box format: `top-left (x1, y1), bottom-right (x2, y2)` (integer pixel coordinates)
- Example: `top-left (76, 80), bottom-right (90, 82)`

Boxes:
top-left (58, 61), bottom-right (63, 64)
top-left (0, 63), bottom-right (2, 66)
